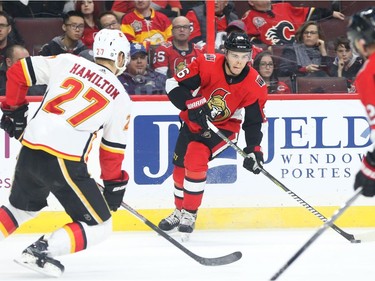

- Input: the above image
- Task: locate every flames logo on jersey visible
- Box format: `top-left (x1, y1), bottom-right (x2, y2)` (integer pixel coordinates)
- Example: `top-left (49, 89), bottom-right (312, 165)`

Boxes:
top-left (207, 88), bottom-right (231, 122)
top-left (265, 21), bottom-right (295, 45)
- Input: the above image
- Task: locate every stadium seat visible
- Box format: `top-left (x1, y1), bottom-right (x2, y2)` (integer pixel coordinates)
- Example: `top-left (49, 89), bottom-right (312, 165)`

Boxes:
top-left (296, 76), bottom-right (348, 93)
top-left (14, 17), bottom-right (63, 55)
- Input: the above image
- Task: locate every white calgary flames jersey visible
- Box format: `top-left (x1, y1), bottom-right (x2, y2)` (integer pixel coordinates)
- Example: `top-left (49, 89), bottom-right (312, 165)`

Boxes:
top-left (5, 54), bottom-right (131, 181)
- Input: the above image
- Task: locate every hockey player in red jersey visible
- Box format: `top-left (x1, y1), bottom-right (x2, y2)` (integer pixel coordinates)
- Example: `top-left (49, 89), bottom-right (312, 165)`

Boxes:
top-left (347, 8), bottom-right (375, 197)
top-left (0, 29), bottom-right (131, 277)
top-left (158, 32), bottom-right (267, 240)
top-left (242, 0), bottom-right (345, 46)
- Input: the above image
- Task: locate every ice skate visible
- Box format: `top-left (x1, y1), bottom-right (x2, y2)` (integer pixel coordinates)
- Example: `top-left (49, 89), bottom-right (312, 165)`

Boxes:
top-left (14, 236), bottom-right (64, 278)
top-left (178, 209), bottom-right (197, 241)
top-left (158, 209), bottom-right (181, 232)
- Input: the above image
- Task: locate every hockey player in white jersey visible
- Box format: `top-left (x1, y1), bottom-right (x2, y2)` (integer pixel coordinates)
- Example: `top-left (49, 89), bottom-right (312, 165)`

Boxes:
top-left (0, 29), bottom-right (131, 277)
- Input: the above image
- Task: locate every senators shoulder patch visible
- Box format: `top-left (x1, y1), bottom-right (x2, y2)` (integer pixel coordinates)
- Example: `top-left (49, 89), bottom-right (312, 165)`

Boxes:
top-left (204, 54), bottom-right (216, 62)
top-left (255, 75), bottom-right (266, 87)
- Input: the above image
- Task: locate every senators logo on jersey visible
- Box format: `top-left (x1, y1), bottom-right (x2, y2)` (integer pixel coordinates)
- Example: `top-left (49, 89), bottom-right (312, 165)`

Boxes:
top-left (207, 88), bottom-right (231, 122)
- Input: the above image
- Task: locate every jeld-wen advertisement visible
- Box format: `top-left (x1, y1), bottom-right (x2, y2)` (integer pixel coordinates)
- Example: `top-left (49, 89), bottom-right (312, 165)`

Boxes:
top-left (0, 98), bottom-right (374, 231)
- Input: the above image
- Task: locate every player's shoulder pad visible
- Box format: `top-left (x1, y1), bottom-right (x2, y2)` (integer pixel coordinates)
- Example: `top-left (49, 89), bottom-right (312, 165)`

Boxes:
top-left (255, 74), bottom-right (266, 88)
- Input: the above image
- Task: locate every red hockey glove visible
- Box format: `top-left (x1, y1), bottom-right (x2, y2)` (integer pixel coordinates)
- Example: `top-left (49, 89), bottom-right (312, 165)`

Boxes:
top-left (354, 152), bottom-right (375, 197)
top-left (243, 146), bottom-right (263, 174)
top-left (103, 170), bottom-right (129, 211)
top-left (0, 103), bottom-right (28, 140)
top-left (185, 96), bottom-right (211, 131)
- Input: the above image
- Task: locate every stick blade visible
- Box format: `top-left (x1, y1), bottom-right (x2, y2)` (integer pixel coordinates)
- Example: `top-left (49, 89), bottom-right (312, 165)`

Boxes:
top-left (196, 251), bottom-right (242, 266)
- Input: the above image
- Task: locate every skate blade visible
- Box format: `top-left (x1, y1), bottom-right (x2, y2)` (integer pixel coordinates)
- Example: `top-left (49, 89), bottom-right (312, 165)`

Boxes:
top-left (14, 257), bottom-right (63, 278)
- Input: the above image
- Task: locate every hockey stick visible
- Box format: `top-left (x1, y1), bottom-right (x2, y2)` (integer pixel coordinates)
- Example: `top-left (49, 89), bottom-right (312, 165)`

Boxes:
top-left (206, 120), bottom-right (358, 243)
top-left (270, 187), bottom-right (363, 281)
top-left (97, 184), bottom-right (242, 266)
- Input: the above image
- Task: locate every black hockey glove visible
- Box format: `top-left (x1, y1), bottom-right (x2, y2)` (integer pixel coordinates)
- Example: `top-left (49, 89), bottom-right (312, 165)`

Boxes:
top-left (354, 152), bottom-right (375, 197)
top-left (185, 96), bottom-right (211, 131)
top-left (0, 103), bottom-right (28, 140)
top-left (243, 146), bottom-right (264, 174)
top-left (103, 171), bottom-right (129, 211)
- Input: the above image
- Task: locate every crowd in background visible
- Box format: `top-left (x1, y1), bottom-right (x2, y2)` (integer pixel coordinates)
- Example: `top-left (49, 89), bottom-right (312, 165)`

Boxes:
top-left (0, 0), bottom-right (368, 95)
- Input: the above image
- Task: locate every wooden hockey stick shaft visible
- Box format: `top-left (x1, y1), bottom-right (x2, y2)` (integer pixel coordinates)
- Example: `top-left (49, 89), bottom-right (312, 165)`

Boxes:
top-left (206, 120), bottom-right (358, 243)
top-left (270, 187), bottom-right (363, 280)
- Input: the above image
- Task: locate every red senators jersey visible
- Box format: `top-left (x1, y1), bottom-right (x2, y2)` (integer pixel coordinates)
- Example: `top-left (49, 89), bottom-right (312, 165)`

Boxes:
top-left (355, 52), bottom-right (375, 131)
top-left (167, 53), bottom-right (267, 136)
top-left (152, 41), bottom-right (206, 77)
top-left (242, 3), bottom-right (314, 45)
top-left (4, 54), bottom-right (132, 182)
top-left (120, 9), bottom-right (172, 45)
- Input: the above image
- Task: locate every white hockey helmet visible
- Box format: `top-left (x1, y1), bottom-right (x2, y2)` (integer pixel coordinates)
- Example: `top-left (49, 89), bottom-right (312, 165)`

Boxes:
top-left (93, 29), bottom-right (130, 75)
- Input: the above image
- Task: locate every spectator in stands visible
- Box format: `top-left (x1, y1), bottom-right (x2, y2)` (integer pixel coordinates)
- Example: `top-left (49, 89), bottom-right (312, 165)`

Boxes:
top-left (328, 36), bottom-right (364, 91)
top-left (0, 11), bottom-right (14, 68)
top-left (151, 1), bottom-right (182, 18)
top-left (241, 0), bottom-right (345, 46)
top-left (119, 43), bottom-right (166, 95)
top-left (216, 20), bottom-right (263, 61)
top-left (278, 21), bottom-right (333, 78)
top-left (0, 44), bottom-right (28, 95)
top-left (39, 11), bottom-right (87, 56)
top-left (111, 0), bottom-right (181, 19)
top-left (153, 16), bottom-right (206, 78)
top-left (0, 45), bottom-right (45, 96)
top-left (1, 1), bottom-right (65, 18)
top-left (111, 0), bottom-right (135, 19)
top-left (186, 0), bottom-right (238, 44)
top-left (98, 11), bottom-right (121, 30)
top-left (180, 1), bottom-right (204, 16)
top-left (75, 0), bottom-right (100, 49)
top-left (120, 0), bottom-right (172, 46)
top-left (253, 50), bottom-right (291, 94)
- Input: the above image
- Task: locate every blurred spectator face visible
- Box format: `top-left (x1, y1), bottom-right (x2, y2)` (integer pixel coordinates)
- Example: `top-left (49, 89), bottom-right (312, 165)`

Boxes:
top-left (80, 0), bottom-right (94, 16)
top-left (336, 44), bottom-right (353, 63)
top-left (64, 16), bottom-right (85, 41)
top-left (128, 53), bottom-right (148, 75)
top-left (215, 0), bottom-right (228, 15)
top-left (172, 17), bottom-right (191, 42)
top-left (134, 0), bottom-right (151, 12)
top-left (100, 14), bottom-right (120, 30)
top-left (6, 46), bottom-right (29, 68)
top-left (225, 50), bottom-right (251, 76)
top-left (248, 0), bottom-right (272, 11)
top-left (302, 24), bottom-right (320, 47)
top-left (258, 54), bottom-right (274, 79)
top-left (0, 15), bottom-right (11, 42)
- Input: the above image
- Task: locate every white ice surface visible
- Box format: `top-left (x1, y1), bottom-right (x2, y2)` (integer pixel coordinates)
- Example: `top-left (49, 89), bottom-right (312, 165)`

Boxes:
top-left (1, 228), bottom-right (375, 281)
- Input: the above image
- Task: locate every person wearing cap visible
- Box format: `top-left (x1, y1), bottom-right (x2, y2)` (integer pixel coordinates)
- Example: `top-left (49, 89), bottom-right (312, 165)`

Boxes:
top-left (158, 32), bottom-right (267, 241)
top-left (349, 7), bottom-right (375, 197)
top-left (119, 43), bottom-right (167, 95)
top-left (153, 16), bottom-right (206, 78)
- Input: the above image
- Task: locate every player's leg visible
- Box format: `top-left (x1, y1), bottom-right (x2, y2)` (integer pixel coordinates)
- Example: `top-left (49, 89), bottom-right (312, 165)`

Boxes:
top-left (16, 153), bottom-right (112, 277)
top-left (0, 146), bottom-right (49, 240)
top-left (179, 126), bottom-right (237, 236)
top-left (158, 124), bottom-right (190, 232)
top-left (158, 165), bottom-right (184, 232)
